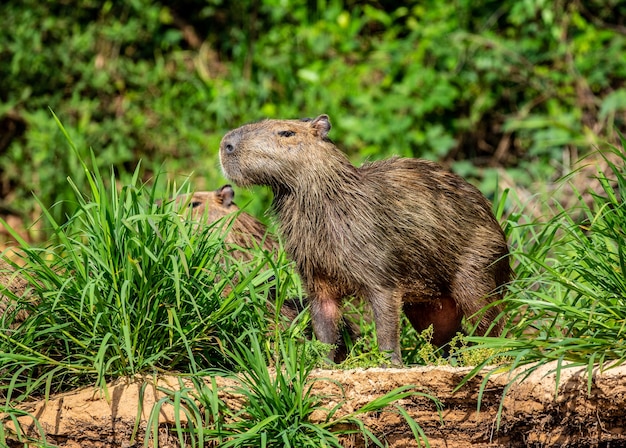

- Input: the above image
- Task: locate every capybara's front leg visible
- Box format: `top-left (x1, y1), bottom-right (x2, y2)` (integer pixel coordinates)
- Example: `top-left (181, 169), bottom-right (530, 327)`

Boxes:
top-left (309, 279), bottom-right (343, 363)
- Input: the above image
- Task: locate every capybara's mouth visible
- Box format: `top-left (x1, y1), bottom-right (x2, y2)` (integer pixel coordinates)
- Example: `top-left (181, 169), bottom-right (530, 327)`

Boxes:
top-left (219, 160), bottom-right (243, 185)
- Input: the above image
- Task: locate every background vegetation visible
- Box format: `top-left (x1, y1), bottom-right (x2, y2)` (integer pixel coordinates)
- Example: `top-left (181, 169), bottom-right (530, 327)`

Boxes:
top-left (1, 0), bottom-right (625, 237)
top-left (1, 1), bottom-right (626, 446)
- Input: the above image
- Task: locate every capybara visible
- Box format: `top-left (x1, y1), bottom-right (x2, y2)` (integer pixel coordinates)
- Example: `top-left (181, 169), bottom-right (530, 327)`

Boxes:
top-left (171, 185), bottom-right (279, 260)
top-left (219, 114), bottom-right (511, 364)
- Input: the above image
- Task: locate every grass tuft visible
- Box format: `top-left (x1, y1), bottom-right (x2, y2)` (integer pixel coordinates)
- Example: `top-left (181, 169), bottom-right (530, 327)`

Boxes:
top-left (0, 148), bottom-right (287, 404)
top-left (458, 139), bottom-right (626, 426)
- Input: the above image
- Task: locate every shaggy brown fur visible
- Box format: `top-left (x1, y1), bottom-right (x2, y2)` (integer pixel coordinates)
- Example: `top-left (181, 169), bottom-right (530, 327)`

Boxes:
top-left (220, 114), bottom-right (511, 364)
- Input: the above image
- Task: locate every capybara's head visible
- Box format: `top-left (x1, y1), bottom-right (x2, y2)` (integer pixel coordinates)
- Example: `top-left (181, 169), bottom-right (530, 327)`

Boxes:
top-left (219, 114), bottom-right (340, 188)
top-left (157, 185), bottom-right (238, 224)
top-left (176, 185), bottom-right (238, 223)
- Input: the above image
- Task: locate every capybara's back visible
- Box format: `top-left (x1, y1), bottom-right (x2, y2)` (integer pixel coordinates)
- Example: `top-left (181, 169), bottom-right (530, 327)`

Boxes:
top-left (219, 114), bottom-right (510, 364)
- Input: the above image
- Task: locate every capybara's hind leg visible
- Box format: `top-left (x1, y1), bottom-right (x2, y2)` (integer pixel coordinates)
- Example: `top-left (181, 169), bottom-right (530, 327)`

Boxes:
top-left (451, 256), bottom-right (505, 337)
top-left (403, 297), bottom-right (463, 347)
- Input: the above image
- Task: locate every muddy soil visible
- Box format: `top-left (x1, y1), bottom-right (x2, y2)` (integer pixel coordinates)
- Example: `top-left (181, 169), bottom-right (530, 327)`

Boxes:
top-left (7, 362), bottom-right (626, 448)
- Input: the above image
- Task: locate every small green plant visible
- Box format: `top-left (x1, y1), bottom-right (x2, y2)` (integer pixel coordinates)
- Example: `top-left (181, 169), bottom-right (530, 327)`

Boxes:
top-left (446, 333), bottom-right (509, 368)
top-left (401, 324), bottom-right (448, 366)
top-left (400, 325), bottom-right (506, 368)
top-left (338, 340), bottom-right (393, 370)
top-left (147, 329), bottom-right (441, 447)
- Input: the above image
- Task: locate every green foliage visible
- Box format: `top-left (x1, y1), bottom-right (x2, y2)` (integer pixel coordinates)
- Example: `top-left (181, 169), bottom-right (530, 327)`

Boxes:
top-left (337, 339), bottom-right (393, 370)
top-left (505, 142), bottom-right (626, 368)
top-left (208, 332), bottom-right (346, 448)
top-left (336, 289), bottom-right (505, 368)
top-left (400, 326), bottom-right (507, 368)
top-left (459, 138), bottom-right (626, 423)
top-left (1, 0), bottom-right (625, 238)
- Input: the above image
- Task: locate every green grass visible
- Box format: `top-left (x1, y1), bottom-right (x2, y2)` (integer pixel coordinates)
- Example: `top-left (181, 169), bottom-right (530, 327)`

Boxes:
top-left (145, 329), bottom-right (441, 448)
top-left (458, 137), bottom-right (626, 423)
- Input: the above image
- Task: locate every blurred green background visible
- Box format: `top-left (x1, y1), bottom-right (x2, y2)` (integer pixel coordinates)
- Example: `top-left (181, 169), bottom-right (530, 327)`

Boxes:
top-left (1, 0), bottom-right (625, 241)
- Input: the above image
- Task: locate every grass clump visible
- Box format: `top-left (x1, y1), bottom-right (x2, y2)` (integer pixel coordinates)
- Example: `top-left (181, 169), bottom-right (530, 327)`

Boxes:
top-left (0, 149), bottom-right (286, 404)
top-left (461, 138), bottom-right (626, 393)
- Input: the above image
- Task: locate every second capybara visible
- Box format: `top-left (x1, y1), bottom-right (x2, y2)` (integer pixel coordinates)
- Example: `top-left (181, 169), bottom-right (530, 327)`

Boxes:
top-left (219, 114), bottom-right (511, 364)
top-left (172, 184), bottom-right (279, 260)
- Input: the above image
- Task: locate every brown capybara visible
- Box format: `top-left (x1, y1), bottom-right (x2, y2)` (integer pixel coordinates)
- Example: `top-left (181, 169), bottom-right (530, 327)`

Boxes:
top-left (219, 114), bottom-right (511, 365)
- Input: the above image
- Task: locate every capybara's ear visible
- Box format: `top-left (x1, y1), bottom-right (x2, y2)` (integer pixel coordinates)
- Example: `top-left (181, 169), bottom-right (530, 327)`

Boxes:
top-left (216, 184), bottom-right (235, 207)
top-left (310, 115), bottom-right (331, 138)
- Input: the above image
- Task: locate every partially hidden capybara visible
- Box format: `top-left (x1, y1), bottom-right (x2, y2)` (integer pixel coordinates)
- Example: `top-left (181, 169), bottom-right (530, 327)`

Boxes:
top-left (172, 184), bottom-right (279, 261)
top-left (219, 114), bottom-right (511, 365)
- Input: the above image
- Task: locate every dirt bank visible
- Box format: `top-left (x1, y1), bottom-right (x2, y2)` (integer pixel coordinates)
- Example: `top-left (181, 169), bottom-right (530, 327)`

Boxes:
top-left (8, 362), bottom-right (626, 447)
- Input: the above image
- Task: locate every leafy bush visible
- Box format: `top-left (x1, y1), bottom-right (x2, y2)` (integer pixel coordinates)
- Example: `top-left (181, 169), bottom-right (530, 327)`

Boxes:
top-left (1, 0), bottom-right (625, 240)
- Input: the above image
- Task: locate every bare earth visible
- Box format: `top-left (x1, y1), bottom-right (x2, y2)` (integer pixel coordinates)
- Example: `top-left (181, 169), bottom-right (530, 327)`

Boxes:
top-left (8, 362), bottom-right (626, 447)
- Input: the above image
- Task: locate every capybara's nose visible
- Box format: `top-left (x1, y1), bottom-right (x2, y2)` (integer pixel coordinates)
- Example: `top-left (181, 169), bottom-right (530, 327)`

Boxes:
top-left (221, 131), bottom-right (240, 155)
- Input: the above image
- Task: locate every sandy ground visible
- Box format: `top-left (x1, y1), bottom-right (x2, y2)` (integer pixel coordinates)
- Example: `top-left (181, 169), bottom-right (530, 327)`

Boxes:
top-left (6, 361), bottom-right (626, 447)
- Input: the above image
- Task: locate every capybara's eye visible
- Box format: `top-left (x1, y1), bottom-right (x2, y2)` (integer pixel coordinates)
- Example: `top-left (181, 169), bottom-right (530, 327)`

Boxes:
top-left (190, 201), bottom-right (202, 208)
top-left (277, 130), bottom-right (296, 137)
